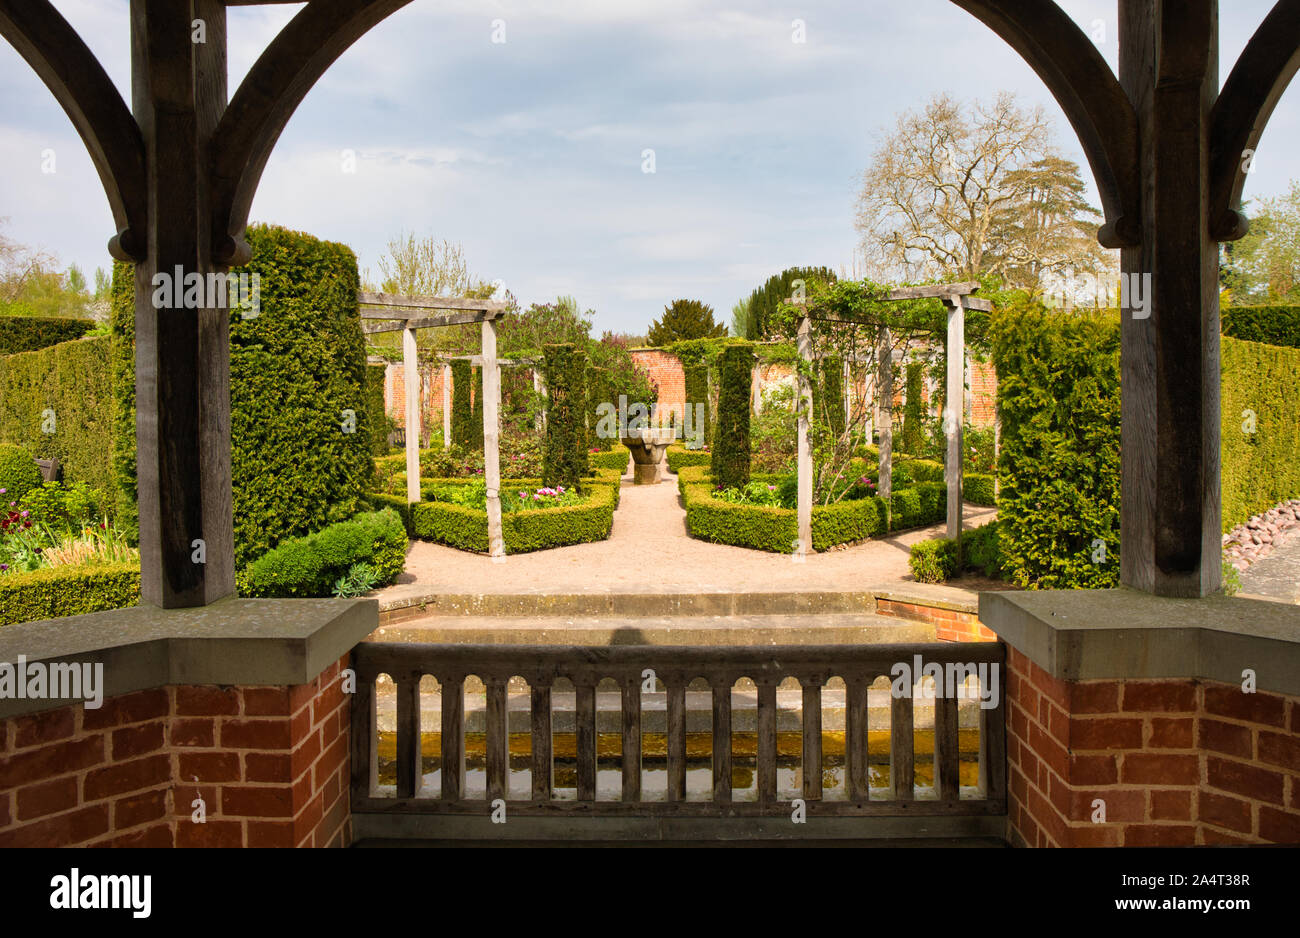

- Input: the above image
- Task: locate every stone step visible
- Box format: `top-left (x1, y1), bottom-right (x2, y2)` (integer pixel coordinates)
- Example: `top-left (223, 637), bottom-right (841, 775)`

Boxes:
top-left (374, 686), bottom-right (992, 734)
top-left (368, 612), bottom-right (935, 646)
top-left (378, 590), bottom-right (881, 621)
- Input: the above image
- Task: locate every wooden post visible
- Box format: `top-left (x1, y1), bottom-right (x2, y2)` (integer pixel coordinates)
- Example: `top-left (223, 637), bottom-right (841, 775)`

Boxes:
top-left (132, 0), bottom-right (234, 607)
top-left (441, 363), bottom-right (451, 450)
top-left (403, 326), bottom-right (419, 503)
top-left (532, 368), bottom-right (543, 432)
top-left (945, 299), bottom-right (964, 550)
top-left (877, 325), bottom-right (893, 531)
top-left (796, 316), bottom-right (813, 558)
top-left (1118, 2), bottom-right (1222, 597)
top-left (482, 318), bottom-right (504, 560)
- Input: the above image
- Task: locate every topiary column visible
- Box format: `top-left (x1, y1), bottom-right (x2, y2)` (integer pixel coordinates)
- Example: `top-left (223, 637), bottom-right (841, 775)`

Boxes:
top-left (819, 354), bottom-right (845, 438)
top-left (451, 359), bottom-right (473, 448)
top-left (586, 365), bottom-right (613, 451)
top-left (469, 365), bottom-right (484, 451)
top-left (711, 344), bottom-right (755, 490)
top-left (542, 343), bottom-right (589, 490)
top-left (683, 363), bottom-right (710, 449)
top-left (901, 361), bottom-right (924, 455)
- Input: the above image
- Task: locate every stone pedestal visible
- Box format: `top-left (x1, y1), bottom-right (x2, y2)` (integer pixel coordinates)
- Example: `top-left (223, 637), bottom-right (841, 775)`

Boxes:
top-left (621, 428), bottom-right (675, 485)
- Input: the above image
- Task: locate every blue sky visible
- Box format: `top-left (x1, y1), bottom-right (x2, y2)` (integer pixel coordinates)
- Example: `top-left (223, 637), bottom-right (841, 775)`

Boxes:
top-left (2, 1), bottom-right (1297, 334)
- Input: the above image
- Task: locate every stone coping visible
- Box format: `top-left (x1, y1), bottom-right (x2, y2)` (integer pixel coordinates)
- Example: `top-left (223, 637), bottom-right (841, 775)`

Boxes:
top-left (0, 597), bottom-right (377, 719)
top-left (979, 588), bottom-right (1300, 695)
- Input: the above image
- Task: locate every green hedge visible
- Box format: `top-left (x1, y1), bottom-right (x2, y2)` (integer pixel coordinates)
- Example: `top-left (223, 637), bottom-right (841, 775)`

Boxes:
top-left (965, 473), bottom-right (996, 506)
top-left (0, 563), bottom-right (140, 627)
top-left (990, 306), bottom-right (1121, 589)
top-left (237, 508), bottom-right (406, 598)
top-left (909, 520), bottom-right (1004, 584)
top-left (0, 335), bottom-right (117, 496)
top-left (711, 344), bottom-right (754, 490)
top-left (683, 363), bottom-right (710, 447)
top-left (901, 362), bottom-right (925, 455)
top-left (451, 359), bottom-right (473, 448)
top-left (365, 362), bottom-right (388, 456)
top-left (0, 316), bottom-right (94, 355)
top-left (1222, 306), bottom-right (1300, 349)
top-left (542, 343), bottom-right (588, 490)
top-left (1221, 335), bottom-right (1300, 528)
top-left (0, 443), bottom-right (44, 502)
top-left (666, 445), bottom-right (711, 474)
top-left (589, 446), bottom-right (631, 471)
top-left (114, 225), bottom-right (375, 566)
top-left (410, 482), bottom-right (617, 554)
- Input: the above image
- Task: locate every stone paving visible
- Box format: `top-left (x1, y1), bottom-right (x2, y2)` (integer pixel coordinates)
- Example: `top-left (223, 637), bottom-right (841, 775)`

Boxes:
top-left (1238, 526), bottom-right (1300, 605)
top-left (375, 464), bottom-right (997, 605)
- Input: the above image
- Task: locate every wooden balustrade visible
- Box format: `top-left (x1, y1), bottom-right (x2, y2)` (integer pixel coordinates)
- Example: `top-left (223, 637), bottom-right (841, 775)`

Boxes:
top-left (350, 643), bottom-right (1006, 820)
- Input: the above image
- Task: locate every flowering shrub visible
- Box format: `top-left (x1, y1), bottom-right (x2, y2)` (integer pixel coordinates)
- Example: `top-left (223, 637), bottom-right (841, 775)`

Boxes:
top-left (425, 480), bottom-right (583, 513)
top-left (714, 479), bottom-right (792, 509)
top-left (0, 484), bottom-right (135, 574)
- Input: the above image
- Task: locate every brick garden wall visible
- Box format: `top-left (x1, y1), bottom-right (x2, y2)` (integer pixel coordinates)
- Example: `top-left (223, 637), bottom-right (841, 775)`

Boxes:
top-left (0, 654), bottom-right (352, 848)
top-left (1005, 646), bottom-right (1300, 846)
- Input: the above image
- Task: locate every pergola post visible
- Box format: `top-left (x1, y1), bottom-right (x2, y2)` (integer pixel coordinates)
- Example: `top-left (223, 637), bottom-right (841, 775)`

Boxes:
top-left (133, 0), bottom-right (234, 607)
top-left (944, 298), bottom-right (965, 550)
top-left (482, 319), bottom-right (504, 560)
top-left (442, 362), bottom-right (451, 450)
top-left (403, 325), bottom-right (420, 503)
top-left (796, 315), bottom-right (813, 558)
top-left (532, 369), bottom-right (544, 432)
top-left (877, 326), bottom-right (893, 532)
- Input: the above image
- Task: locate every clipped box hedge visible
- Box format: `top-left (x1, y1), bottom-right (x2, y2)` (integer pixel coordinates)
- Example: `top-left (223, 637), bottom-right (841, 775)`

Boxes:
top-left (1221, 335), bottom-right (1300, 528)
top-left (410, 480), bottom-right (618, 554)
top-left (237, 508), bottom-right (407, 598)
top-left (588, 446), bottom-right (631, 471)
top-left (666, 445), bottom-right (711, 474)
top-left (0, 563), bottom-right (141, 627)
top-left (965, 473), bottom-right (996, 506)
top-left (0, 316), bottom-right (94, 355)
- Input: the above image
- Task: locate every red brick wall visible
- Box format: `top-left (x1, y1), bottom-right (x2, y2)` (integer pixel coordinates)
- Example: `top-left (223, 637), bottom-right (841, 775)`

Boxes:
top-left (0, 654), bottom-right (352, 848)
top-left (969, 359), bottom-right (996, 427)
top-left (1006, 646), bottom-right (1300, 846)
top-left (630, 349), bottom-right (685, 418)
top-left (874, 598), bottom-right (998, 642)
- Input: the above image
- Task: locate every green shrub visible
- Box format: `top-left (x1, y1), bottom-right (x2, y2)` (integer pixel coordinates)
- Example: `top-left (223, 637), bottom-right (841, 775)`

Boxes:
top-left (365, 362), bottom-right (389, 456)
top-left (991, 304), bottom-right (1120, 589)
top-left (896, 457), bottom-right (944, 482)
top-left (363, 491), bottom-right (413, 535)
top-left (114, 226), bottom-right (375, 566)
top-left (237, 508), bottom-right (407, 598)
top-left (0, 444), bottom-right (44, 502)
top-left (683, 363), bottom-right (710, 448)
top-left (817, 354), bottom-right (845, 438)
top-left (0, 563), bottom-right (140, 627)
top-left (470, 365), bottom-right (484, 448)
top-left (666, 445), bottom-right (711, 474)
top-left (542, 343), bottom-right (589, 490)
top-left (711, 344), bottom-right (754, 490)
top-left (16, 481), bottom-right (105, 537)
top-left (1222, 305), bottom-right (1300, 348)
top-left (963, 520), bottom-right (1005, 578)
top-left (0, 316), bottom-right (94, 354)
top-left (901, 362), bottom-right (925, 455)
top-left (965, 473), bottom-right (996, 506)
top-left (451, 359), bottom-right (474, 448)
top-left (1221, 335), bottom-right (1300, 528)
top-left (410, 482), bottom-right (616, 554)
top-left (586, 365), bottom-right (614, 451)
top-left (909, 539), bottom-right (957, 584)
top-left (0, 336), bottom-right (117, 497)
top-left (589, 446), bottom-right (631, 471)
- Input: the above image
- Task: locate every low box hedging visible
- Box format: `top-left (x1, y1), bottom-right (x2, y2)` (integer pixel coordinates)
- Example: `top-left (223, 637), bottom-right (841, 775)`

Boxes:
top-left (0, 563), bottom-right (140, 627)
top-left (589, 446), bottom-right (631, 471)
top-left (410, 481), bottom-right (618, 554)
top-left (237, 508), bottom-right (407, 598)
top-left (666, 445), bottom-right (711, 474)
top-left (909, 520), bottom-right (1004, 584)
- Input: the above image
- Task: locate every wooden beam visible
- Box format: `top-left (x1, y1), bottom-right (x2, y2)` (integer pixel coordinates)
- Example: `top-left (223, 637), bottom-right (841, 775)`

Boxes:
top-left (131, 0), bottom-right (234, 607)
top-left (796, 316), bottom-right (813, 559)
top-left (945, 303), bottom-right (965, 549)
top-left (403, 326), bottom-right (420, 503)
top-left (885, 282), bottom-right (981, 299)
top-left (1208, 0), bottom-right (1300, 240)
top-left (949, 0), bottom-right (1141, 247)
top-left (0, 0), bottom-right (147, 259)
top-left (362, 309), bottom-right (507, 334)
top-left (482, 320), bottom-right (505, 560)
top-left (359, 291), bottom-right (509, 313)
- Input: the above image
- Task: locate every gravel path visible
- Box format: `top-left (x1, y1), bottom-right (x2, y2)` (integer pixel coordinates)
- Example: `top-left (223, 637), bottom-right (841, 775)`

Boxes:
top-left (376, 467), bottom-right (997, 604)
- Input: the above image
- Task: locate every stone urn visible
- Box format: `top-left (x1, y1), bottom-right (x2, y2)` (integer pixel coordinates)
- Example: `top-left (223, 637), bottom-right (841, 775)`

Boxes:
top-left (621, 427), bottom-right (676, 484)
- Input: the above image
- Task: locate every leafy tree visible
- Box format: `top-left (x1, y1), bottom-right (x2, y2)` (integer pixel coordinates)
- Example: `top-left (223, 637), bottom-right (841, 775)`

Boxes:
top-left (1221, 181), bottom-right (1300, 303)
top-left (730, 297), bottom-right (752, 338)
top-left (647, 299), bottom-right (727, 345)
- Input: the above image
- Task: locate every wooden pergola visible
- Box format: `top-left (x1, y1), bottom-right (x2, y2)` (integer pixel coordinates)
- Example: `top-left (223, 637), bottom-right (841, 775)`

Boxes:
top-left (791, 282), bottom-right (992, 558)
top-left (361, 291), bottom-right (509, 559)
top-left (4, 0), bottom-right (1298, 605)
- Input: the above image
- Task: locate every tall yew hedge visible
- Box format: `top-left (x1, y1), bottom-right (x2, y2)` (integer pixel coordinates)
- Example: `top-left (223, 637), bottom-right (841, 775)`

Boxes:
top-left (901, 361), bottom-right (925, 455)
top-left (1221, 306), bottom-right (1300, 349)
top-left (683, 363), bottom-right (710, 448)
top-left (1221, 335), bottom-right (1300, 528)
top-left (990, 305), bottom-right (1121, 589)
top-left (711, 344), bottom-right (754, 490)
top-left (0, 316), bottom-right (94, 354)
top-left (542, 343), bottom-right (588, 490)
top-left (451, 359), bottom-right (473, 448)
top-left (112, 224), bottom-right (374, 565)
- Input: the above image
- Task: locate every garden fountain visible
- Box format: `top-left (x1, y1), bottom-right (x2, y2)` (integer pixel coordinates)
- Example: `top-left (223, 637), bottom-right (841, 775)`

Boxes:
top-left (621, 427), bottom-right (676, 484)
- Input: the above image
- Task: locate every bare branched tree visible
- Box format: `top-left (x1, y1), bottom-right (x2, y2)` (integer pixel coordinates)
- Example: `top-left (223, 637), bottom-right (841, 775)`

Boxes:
top-left (368, 232), bottom-right (482, 297)
top-left (855, 92), bottom-right (1112, 291)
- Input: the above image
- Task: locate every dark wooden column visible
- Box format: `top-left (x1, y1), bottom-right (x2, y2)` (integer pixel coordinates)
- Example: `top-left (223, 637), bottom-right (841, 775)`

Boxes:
top-left (1118, 1), bottom-right (1222, 597)
top-left (131, 0), bottom-right (234, 607)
